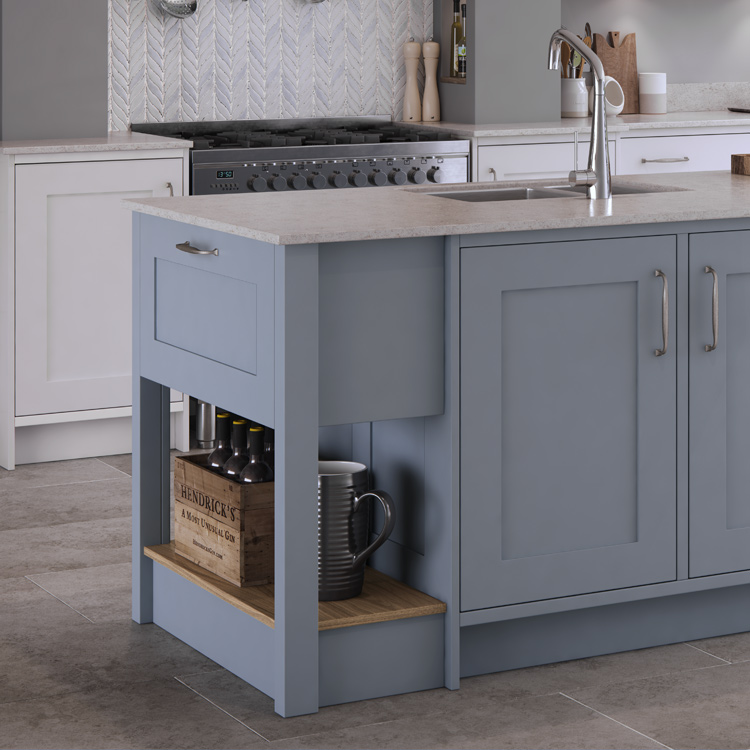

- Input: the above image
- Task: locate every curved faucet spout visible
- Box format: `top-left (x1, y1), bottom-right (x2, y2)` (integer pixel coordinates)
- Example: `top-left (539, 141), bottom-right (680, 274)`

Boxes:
top-left (548, 27), bottom-right (611, 200)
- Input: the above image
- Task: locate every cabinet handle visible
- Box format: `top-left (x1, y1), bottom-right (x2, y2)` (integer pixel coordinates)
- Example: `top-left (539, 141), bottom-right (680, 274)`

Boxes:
top-left (488, 167), bottom-right (497, 182)
top-left (654, 269), bottom-right (669, 357)
top-left (176, 241), bottom-right (219, 256)
top-left (641, 156), bottom-right (690, 163)
top-left (166, 182), bottom-right (174, 197)
top-left (704, 266), bottom-right (719, 352)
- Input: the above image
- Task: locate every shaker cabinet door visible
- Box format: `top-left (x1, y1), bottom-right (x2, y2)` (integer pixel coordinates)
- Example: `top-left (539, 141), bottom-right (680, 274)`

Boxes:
top-left (15, 158), bottom-right (183, 416)
top-left (689, 230), bottom-right (750, 576)
top-left (460, 236), bottom-right (677, 610)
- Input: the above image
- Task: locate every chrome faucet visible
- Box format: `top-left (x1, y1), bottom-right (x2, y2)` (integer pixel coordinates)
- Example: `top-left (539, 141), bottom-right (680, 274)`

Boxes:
top-left (548, 28), bottom-right (612, 200)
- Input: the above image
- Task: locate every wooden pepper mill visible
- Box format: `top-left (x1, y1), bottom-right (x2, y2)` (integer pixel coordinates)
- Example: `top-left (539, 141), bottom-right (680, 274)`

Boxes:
top-left (422, 39), bottom-right (441, 122)
top-left (402, 38), bottom-right (422, 122)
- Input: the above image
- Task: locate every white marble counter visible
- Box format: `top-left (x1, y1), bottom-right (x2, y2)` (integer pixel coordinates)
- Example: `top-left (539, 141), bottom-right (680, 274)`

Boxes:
top-left (418, 111), bottom-right (750, 138)
top-left (126, 170), bottom-right (750, 245)
top-left (0, 131), bottom-right (190, 155)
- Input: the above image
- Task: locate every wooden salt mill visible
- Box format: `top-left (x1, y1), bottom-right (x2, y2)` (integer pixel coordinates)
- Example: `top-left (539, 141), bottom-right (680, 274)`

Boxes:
top-left (422, 39), bottom-right (441, 122)
top-left (403, 38), bottom-right (422, 122)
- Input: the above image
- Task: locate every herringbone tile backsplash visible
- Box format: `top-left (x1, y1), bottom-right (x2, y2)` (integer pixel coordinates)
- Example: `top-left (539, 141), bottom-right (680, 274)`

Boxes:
top-left (109, 0), bottom-right (433, 130)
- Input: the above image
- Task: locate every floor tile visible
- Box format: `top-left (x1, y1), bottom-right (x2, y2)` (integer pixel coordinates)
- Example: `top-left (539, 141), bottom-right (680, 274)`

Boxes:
top-left (1, 620), bottom-right (221, 705)
top-left (688, 631), bottom-right (750, 663)
top-left (0, 679), bottom-right (269, 750)
top-left (0, 516), bottom-right (130, 579)
top-left (96, 453), bottom-right (132, 476)
top-left (27, 562), bottom-right (131, 623)
top-left (459, 642), bottom-right (724, 701)
top-left (0, 458), bottom-right (125, 490)
top-left (0, 576), bottom-right (88, 635)
top-left (568, 660), bottom-right (750, 750)
top-left (268, 693), bottom-right (663, 750)
top-left (0, 477), bottom-right (132, 531)
top-left (177, 669), bottom-right (460, 742)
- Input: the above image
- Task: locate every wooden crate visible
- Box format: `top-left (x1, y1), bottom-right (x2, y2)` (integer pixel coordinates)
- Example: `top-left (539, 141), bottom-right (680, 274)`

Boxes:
top-left (174, 454), bottom-right (274, 587)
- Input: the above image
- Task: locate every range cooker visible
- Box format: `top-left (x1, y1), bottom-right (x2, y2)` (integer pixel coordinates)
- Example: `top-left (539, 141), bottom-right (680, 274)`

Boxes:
top-left (132, 116), bottom-right (470, 196)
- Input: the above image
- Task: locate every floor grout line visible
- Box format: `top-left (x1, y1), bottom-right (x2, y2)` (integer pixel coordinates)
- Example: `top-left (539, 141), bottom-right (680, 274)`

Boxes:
top-left (174, 676), bottom-right (271, 743)
top-left (559, 692), bottom-right (673, 750)
top-left (684, 642), bottom-right (733, 664)
top-left (0, 475), bottom-right (132, 493)
top-left (93, 457), bottom-right (133, 478)
top-left (23, 577), bottom-right (96, 624)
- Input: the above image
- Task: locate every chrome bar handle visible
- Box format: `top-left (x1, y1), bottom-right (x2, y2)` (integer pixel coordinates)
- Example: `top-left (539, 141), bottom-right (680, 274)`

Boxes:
top-left (654, 269), bottom-right (669, 357)
top-left (641, 156), bottom-right (690, 163)
top-left (705, 266), bottom-right (719, 352)
top-left (166, 181), bottom-right (174, 197)
top-left (488, 167), bottom-right (497, 182)
top-left (176, 241), bottom-right (219, 256)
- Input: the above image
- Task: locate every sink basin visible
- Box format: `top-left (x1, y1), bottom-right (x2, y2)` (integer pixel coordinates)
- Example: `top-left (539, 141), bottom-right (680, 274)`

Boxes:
top-left (427, 187), bottom-right (578, 202)
top-left (428, 183), bottom-right (683, 203)
top-left (542, 184), bottom-right (678, 196)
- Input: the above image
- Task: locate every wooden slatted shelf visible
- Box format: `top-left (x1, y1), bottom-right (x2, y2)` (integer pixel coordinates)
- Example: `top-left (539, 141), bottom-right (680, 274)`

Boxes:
top-left (145, 542), bottom-right (446, 631)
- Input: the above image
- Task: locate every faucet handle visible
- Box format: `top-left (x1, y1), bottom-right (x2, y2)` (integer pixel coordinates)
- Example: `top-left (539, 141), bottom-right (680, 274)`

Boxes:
top-left (569, 169), bottom-right (597, 187)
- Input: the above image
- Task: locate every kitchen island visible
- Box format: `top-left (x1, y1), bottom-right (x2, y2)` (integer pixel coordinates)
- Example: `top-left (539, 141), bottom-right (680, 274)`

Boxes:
top-left (128, 171), bottom-right (750, 717)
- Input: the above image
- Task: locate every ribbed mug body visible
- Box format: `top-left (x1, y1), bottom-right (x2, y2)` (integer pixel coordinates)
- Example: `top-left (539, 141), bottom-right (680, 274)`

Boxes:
top-left (317, 461), bottom-right (371, 601)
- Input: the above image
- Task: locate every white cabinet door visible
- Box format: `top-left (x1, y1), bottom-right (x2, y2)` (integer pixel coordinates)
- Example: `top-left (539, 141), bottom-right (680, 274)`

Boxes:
top-left (15, 158), bottom-right (184, 416)
top-left (619, 133), bottom-right (750, 175)
top-left (477, 141), bottom-right (617, 182)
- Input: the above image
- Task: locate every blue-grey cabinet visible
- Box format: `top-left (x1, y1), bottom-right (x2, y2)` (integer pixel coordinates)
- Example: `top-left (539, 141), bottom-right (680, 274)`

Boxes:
top-left (460, 236), bottom-right (678, 610)
top-left (689, 229), bottom-right (750, 577)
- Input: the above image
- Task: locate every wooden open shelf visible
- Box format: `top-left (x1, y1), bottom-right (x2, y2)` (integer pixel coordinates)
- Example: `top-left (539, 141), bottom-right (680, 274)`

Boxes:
top-left (440, 76), bottom-right (466, 85)
top-left (145, 542), bottom-right (446, 631)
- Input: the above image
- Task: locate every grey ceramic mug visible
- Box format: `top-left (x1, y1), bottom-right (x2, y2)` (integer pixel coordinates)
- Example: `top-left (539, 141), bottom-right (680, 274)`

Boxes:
top-left (317, 461), bottom-right (396, 601)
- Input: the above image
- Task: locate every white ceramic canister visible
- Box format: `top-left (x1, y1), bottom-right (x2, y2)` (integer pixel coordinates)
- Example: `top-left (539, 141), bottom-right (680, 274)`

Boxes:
top-left (561, 78), bottom-right (589, 118)
top-left (639, 72), bottom-right (667, 114)
top-left (588, 76), bottom-right (625, 117)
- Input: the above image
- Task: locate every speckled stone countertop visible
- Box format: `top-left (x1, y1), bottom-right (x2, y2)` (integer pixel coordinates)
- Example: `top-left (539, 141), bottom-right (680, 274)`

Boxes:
top-left (0, 131), bottom-right (190, 155)
top-left (418, 111), bottom-right (750, 138)
top-left (126, 171), bottom-right (750, 246)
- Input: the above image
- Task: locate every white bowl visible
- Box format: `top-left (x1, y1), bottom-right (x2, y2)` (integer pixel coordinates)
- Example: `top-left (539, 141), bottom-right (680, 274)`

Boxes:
top-left (588, 76), bottom-right (625, 117)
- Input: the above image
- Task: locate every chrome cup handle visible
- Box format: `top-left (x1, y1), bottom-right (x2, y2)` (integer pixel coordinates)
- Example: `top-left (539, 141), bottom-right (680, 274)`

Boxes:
top-left (351, 490), bottom-right (396, 569)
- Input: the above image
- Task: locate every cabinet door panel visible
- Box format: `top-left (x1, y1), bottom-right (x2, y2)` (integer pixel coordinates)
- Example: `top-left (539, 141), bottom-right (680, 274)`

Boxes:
top-left (15, 158), bottom-right (183, 416)
top-left (689, 230), bottom-right (750, 576)
top-left (461, 237), bottom-right (677, 610)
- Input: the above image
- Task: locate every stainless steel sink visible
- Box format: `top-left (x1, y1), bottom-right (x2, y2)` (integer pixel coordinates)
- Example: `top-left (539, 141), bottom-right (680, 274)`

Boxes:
top-left (428, 183), bottom-right (682, 202)
top-left (542, 184), bottom-right (678, 196)
top-left (427, 187), bottom-right (578, 202)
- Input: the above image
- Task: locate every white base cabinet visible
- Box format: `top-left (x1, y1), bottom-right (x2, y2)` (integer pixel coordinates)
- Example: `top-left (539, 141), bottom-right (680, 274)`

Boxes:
top-left (1, 147), bottom-right (191, 469)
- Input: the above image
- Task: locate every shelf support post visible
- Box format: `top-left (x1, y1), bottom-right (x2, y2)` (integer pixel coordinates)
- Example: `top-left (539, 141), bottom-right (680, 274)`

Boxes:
top-left (273, 242), bottom-right (320, 717)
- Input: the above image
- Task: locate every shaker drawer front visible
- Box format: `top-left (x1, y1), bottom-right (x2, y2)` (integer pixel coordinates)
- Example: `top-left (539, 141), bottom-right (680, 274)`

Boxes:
top-left (619, 133), bottom-right (750, 174)
top-left (155, 259), bottom-right (258, 375)
top-left (137, 215), bottom-right (275, 426)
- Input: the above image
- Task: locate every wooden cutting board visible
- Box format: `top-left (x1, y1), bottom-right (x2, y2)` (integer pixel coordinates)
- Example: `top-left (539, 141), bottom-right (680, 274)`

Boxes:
top-left (593, 31), bottom-right (639, 114)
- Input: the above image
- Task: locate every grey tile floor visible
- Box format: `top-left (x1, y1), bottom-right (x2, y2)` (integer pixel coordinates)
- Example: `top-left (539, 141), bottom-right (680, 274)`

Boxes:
top-left (3, 454), bottom-right (750, 749)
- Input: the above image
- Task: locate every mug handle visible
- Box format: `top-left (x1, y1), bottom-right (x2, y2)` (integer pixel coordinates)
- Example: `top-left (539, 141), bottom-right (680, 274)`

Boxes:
top-left (351, 490), bottom-right (396, 568)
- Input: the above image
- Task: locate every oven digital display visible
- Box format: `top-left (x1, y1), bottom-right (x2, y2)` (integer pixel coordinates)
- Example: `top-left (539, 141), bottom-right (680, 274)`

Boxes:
top-left (216, 170), bottom-right (234, 179)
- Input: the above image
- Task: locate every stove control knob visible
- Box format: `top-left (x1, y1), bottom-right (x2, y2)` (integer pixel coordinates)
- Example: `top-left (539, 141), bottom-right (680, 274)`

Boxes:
top-left (349, 171), bottom-right (368, 188)
top-left (369, 170), bottom-right (388, 187)
top-left (389, 170), bottom-right (407, 185)
top-left (288, 173), bottom-right (307, 190)
top-left (329, 171), bottom-right (348, 189)
top-left (408, 168), bottom-right (427, 184)
top-left (270, 175), bottom-right (287, 191)
top-left (427, 167), bottom-right (444, 183)
top-left (248, 176), bottom-right (268, 192)
top-left (308, 172), bottom-right (327, 189)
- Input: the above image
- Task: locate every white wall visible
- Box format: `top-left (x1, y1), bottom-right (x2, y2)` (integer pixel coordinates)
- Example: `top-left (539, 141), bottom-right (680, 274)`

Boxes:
top-left (562, 0), bottom-right (750, 84)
